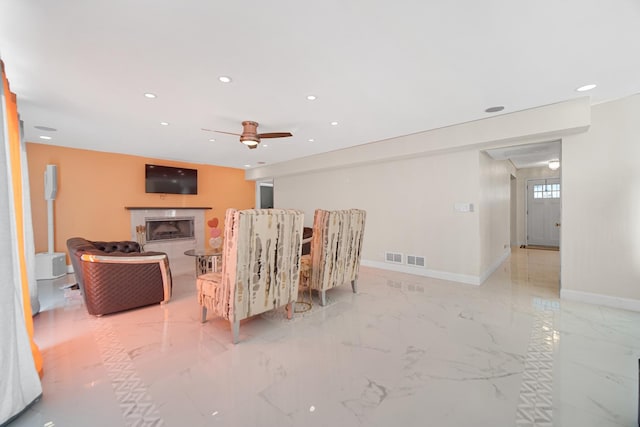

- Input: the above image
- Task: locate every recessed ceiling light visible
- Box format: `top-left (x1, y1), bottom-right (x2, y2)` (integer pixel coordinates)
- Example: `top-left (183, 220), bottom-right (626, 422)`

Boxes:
top-left (219, 76), bottom-right (232, 83)
top-left (485, 106), bottom-right (504, 113)
top-left (244, 164), bottom-right (251, 168)
top-left (262, 144), bottom-right (268, 148)
top-left (39, 136), bottom-right (52, 140)
top-left (306, 95), bottom-right (317, 101)
top-left (209, 138), bottom-right (216, 142)
top-left (144, 93), bottom-right (157, 98)
top-left (160, 122), bottom-right (169, 126)
top-left (330, 121), bottom-right (338, 126)
top-left (576, 84), bottom-right (597, 92)
top-left (34, 125), bottom-right (57, 132)
top-left (308, 138), bottom-right (315, 142)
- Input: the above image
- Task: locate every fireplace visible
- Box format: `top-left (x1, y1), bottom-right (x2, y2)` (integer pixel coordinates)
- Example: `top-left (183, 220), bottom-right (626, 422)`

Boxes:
top-left (128, 207), bottom-right (210, 276)
top-left (145, 217), bottom-right (194, 242)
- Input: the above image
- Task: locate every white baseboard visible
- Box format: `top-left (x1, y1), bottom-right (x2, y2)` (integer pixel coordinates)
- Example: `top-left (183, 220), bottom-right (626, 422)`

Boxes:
top-left (360, 259), bottom-right (481, 285)
top-left (479, 248), bottom-right (511, 284)
top-left (361, 248), bottom-right (511, 287)
top-left (561, 289), bottom-right (640, 312)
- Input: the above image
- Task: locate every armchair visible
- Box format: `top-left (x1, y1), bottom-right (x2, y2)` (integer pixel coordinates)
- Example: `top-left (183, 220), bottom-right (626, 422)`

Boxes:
top-left (302, 209), bottom-right (366, 306)
top-left (66, 237), bottom-right (172, 316)
top-left (196, 208), bottom-right (304, 343)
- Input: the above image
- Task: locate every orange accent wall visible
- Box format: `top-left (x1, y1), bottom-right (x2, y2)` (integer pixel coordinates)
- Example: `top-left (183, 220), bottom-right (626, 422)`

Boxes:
top-left (26, 143), bottom-right (255, 257)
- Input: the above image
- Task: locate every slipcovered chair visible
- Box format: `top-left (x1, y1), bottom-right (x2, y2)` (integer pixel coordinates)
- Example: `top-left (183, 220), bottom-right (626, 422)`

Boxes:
top-left (66, 237), bottom-right (172, 316)
top-left (196, 208), bottom-right (304, 344)
top-left (301, 209), bottom-right (366, 306)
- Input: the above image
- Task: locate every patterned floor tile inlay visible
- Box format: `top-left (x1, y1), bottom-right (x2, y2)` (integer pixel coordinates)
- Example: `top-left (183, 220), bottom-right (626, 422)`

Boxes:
top-left (515, 304), bottom-right (555, 427)
top-left (91, 318), bottom-right (165, 427)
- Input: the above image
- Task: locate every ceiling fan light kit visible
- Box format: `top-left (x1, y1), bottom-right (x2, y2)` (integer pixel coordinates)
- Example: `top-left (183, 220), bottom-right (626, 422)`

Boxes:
top-left (241, 136), bottom-right (259, 149)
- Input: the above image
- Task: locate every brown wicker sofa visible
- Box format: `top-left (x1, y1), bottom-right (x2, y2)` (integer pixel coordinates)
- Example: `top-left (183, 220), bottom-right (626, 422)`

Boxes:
top-left (66, 237), bottom-right (172, 316)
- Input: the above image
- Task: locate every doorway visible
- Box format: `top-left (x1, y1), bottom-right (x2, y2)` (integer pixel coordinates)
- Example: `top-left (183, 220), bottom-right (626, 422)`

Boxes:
top-left (526, 178), bottom-right (561, 247)
top-left (256, 181), bottom-right (274, 209)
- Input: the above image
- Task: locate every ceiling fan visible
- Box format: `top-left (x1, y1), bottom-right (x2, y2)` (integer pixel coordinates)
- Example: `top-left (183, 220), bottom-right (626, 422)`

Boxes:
top-left (202, 121), bottom-right (292, 149)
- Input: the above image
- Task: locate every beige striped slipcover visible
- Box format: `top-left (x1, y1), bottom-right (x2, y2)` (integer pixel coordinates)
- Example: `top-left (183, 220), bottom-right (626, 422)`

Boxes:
top-left (197, 208), bottom-right (304, 343)
top-left (303, 209), bottom-right (366, 306)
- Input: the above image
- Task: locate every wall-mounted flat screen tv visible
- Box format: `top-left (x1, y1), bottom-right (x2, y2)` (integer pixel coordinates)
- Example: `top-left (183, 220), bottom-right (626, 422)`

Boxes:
top-left (145, 164), bottom-right (197, 195)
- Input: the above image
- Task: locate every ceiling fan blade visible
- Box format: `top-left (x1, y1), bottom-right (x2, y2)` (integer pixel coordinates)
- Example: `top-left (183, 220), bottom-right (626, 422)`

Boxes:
top-left (201, 128), bottom-right (242, 136)
top-left (257, 132), bottom-right (293, 139)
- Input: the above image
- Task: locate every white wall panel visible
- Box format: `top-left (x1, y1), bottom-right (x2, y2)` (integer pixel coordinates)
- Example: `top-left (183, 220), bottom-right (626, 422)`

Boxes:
top-left (276, 150), bottom-right (482, 278)
top-left (562, 93), bottom-right (640, 304)
top-left (479, 152), bottom-right (514, 277)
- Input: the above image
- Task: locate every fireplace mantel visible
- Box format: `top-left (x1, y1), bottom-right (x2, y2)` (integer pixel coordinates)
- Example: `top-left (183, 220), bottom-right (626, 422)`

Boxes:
top-left (125, 206), bottom-right (212, 210)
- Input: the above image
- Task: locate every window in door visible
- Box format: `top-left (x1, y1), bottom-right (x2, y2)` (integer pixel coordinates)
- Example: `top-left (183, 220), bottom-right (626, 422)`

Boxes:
top-left (533, 183), bottom-right (560, 199)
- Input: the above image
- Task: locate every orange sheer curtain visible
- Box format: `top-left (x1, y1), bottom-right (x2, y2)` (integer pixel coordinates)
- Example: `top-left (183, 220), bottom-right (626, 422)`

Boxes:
top-left (1, 60), bottom-right (43, 375)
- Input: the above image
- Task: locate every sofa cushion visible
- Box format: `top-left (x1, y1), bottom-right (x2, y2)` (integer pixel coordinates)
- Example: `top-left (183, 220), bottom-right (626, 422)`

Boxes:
top-left (90, 240), bottom-right (141, 253)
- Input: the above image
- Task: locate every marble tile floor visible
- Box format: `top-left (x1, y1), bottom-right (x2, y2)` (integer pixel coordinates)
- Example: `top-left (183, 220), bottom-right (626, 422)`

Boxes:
top-left (10, 248), bottom-right (640, 427)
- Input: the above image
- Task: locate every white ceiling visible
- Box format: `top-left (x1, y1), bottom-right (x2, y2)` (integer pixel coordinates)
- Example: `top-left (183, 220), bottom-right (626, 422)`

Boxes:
top-left (1, 1), bottom-right (639, 170)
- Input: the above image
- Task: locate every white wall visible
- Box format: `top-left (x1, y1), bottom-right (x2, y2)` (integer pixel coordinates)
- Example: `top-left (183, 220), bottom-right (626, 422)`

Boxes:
top-left (561, 93), bottom-right (640, 309)
top-left (515, 167), bottom-right (561, 246)
top-left (478, 152), bottom-right (514, 279)
top-left (276, 150), bottom-right (482, 281)
top-left (253, 98), bottom-right (591, 286)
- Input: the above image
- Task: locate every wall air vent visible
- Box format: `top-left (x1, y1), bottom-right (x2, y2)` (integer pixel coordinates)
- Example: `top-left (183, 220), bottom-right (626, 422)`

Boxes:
top-left (407, 255), bottom-right (425, 267)
top-left (385, 252), bottom-right (403, 264)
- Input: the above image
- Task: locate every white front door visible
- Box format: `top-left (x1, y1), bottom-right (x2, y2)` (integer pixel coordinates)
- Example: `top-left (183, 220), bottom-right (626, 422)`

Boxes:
top-left (527, 178), bottom-right (561, 247)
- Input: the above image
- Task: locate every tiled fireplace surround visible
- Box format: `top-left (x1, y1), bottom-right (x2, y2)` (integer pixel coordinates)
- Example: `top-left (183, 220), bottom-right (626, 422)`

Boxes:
top-left (128, 208), bottom-right (208, 276)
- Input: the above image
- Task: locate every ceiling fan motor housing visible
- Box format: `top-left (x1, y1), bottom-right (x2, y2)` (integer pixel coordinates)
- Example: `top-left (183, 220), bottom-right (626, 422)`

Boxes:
top-left (240, 121), bottom-right (260, 145)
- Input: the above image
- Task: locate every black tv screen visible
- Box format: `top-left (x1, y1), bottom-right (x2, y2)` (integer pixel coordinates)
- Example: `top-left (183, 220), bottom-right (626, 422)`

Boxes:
top-left (145, 164), bottom-right (197, 195)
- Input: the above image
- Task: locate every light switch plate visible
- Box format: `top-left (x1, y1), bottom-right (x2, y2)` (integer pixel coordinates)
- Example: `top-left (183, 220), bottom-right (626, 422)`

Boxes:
top-left (454, 202), bottom-right (474, 213)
